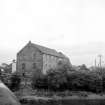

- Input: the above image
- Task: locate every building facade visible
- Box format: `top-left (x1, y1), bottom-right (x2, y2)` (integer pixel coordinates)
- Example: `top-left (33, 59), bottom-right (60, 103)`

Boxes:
top-left (16, 41), bottom-right (71, 76)
top-left (12, 60), bottom-right (16, 73)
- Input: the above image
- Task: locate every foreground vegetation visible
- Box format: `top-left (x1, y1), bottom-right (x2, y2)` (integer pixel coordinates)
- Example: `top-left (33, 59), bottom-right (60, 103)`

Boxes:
top-left (2, 62), bottom-right (105, 105)
top-left (31, 62), bottom-right (105, 94)
top-left (1, 61), bottom-right (105, 95)
top-left (1, 61), bottom-right (105, 94)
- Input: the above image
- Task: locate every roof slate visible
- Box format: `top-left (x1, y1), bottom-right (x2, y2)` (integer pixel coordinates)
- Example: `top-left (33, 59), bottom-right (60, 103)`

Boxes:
top-left (31, 42), bottom-right (65, 58)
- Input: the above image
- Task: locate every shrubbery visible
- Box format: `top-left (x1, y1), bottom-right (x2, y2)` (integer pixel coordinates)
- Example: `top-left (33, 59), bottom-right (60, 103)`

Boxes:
top-left (9, 73), bottom-right (21, 91)
top-left (0, 73), bottom-right (21, 91)
top-left (31, 61), bottom-right (105, 93)
top-left (32, 60), bottom-right (70, 91)
top-left (66, 71), bottom-right (102, 93)
top-left (32, 75), bottom-right (48, 90)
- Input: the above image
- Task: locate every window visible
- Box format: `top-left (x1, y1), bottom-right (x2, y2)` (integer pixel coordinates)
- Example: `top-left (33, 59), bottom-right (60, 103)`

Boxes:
top-left (33, 63), bottom-right (36, 69)
top-left (22, 63), bottom-right (25, 70)
top-left (22, 63), bottom-right (25, 76)
top-left (33, 53), bottom-right (36, 59)
top-left (46, 64), bottom-right (47, 67)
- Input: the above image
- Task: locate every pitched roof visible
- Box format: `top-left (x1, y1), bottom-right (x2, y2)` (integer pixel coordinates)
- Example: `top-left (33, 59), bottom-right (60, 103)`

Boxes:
top-left (30, 42), bottom-right (66, 58)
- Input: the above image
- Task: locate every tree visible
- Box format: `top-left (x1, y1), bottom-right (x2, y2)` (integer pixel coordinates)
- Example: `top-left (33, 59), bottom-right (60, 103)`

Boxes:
top-left (78, 64), bottom-right (89, 71)
top-left (1, 63), bottom-right (12, 73)
top-left (31, 61), bottom-right (103, 93)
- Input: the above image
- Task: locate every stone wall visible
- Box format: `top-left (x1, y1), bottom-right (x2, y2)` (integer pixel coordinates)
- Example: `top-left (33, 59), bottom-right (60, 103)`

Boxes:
top-left (42, 54), bottom-right (64, 74)
top-left (17, 43), bottom-right (43, 76)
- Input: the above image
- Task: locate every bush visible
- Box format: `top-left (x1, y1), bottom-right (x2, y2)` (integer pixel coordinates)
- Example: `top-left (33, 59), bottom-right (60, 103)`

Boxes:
top-left (9, 73), bottom-right (21, 91)
top-left (31, 61), bottom-right (105, 93)
top-left (32, 75), bottom-right (48, 90)
top-left (0, 73), bottom-right (11, 88)
top-left (31, 60), bottom-right (71, 91)
top-left (66, 71), bottom-right (102, 93)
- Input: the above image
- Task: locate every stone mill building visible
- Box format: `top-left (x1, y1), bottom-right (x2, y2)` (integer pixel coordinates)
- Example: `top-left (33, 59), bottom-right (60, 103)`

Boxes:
top-left (16, 41), bottom-right (71, 76)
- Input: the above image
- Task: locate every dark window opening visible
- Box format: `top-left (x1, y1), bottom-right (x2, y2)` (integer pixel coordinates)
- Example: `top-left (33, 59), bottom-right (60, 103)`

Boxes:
top-left (33, 63), bottom-right (36, 69)
top-left (22, 63), bottom-right (25, 76)
top-left (22, 63), bottom-right (25, 70)
top-left (33, 53), bottom-right (36, 59)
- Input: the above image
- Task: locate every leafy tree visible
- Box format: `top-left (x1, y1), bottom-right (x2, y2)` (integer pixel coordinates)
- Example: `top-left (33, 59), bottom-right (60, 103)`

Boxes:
top-left (31, 61), bottom-right (104, 93)
top-left (66, 70), bottom-right (102, 93)
top-left (78, 64), bottom-right (89, 71)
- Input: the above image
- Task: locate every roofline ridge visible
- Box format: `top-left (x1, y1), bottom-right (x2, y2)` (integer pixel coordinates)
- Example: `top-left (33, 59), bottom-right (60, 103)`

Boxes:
top-left (18, 41), bottom-right (66, 58)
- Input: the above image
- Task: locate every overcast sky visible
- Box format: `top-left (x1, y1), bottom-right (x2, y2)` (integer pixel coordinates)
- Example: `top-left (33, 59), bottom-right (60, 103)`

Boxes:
top-left (0, 0), bottom-right (105, 66)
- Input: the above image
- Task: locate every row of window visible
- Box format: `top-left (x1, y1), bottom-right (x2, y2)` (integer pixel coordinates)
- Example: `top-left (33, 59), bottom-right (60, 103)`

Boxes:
top-left (22, 63), bottom-right (36, 70)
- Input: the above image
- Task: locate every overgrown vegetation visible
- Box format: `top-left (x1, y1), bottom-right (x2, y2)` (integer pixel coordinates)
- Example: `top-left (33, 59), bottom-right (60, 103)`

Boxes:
top-left (0, 73), bottom-right (21, 91)
top-left (31, 61), bottom-right (105, 93)
top-left (9, 73), bottom-right (21, 91)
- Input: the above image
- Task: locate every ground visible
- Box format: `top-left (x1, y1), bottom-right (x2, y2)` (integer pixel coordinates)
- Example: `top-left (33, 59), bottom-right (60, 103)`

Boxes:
top-left (14, 88), bottom-right (105, 105)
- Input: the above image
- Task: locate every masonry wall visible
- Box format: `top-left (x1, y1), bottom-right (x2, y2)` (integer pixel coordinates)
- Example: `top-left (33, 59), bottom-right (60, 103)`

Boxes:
top-left (17, 44), bottom-right (43, 76)
top-left (43, 54), bottom-right (64, 74)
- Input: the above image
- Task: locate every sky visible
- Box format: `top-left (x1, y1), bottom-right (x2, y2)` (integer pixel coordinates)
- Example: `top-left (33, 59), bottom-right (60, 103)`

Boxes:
top-left (0, 0), bottom-right (105, 66)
